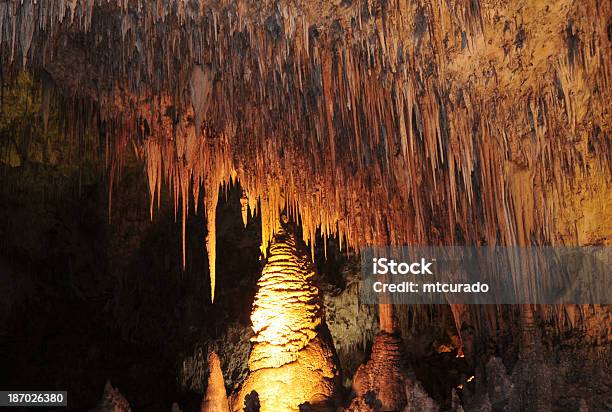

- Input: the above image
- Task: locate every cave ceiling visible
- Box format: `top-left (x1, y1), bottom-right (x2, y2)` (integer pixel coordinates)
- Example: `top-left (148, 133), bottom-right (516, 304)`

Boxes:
top-left (1, 0), bottom-right (610, 299)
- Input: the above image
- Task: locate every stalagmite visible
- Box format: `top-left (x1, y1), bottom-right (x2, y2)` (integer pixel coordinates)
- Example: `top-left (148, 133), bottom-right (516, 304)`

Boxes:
top-left (349, 332), bottom-right (408, 411)
top-left (505, 305), bottom-right (553, 411)
top-left (201, 351), bottom-right (230, 412)
top-left (90, 381), bottom-right (131, 412)
top-left (232, 220), bottom-right (340, 412)
top-left (403, 381), bottom-right (439, 412)
top-left (349, 301), bottom-right (410, 411)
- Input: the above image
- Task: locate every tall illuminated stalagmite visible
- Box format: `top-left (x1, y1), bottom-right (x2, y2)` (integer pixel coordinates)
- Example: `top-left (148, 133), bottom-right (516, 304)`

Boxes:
top-left (232, 220), bottom-right (340, 412)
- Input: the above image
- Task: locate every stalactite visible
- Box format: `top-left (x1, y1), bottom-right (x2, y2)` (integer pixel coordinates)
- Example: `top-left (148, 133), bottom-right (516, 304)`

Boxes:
top-left (379, 303), bottom-right (395, 334)
top-left (449, 304), bottom-right (470, 358)
top-left (1, 0), bottom-right (609, 311)
top-left (239, 191), bottom-right (249, 228)
top-left (204, 173), bottom-right (220, 303)
top-left (519, 304), bottom-right (538, 359)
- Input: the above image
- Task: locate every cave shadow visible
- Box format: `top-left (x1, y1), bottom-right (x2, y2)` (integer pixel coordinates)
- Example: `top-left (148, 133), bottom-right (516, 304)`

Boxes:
top-left (244, 390), bottom-right (260, 412)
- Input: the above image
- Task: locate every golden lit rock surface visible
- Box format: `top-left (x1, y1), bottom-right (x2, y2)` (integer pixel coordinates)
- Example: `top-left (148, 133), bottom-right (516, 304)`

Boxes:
top-left (2, 1), bottom-right (609, 302)
top-left (201, 351), bottom-right (230, 412)
top-left (232, 224), bottom-right (340, 412)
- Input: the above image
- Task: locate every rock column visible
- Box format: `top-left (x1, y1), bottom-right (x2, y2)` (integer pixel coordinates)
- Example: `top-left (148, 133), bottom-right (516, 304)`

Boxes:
top-left (232, 224), bottom-right (340, 411)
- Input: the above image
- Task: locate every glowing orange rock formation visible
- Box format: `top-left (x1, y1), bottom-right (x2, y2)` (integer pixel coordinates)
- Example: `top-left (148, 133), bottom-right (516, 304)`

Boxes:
top-left (232, 222), bottom-right (340, 412)
top-left (2, 0), bottom-right (610, 326)
top-left (201, 351), bottom-right (230, 412)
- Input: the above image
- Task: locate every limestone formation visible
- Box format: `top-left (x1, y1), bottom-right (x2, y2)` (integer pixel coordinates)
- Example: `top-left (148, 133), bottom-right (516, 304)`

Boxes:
top-left (350, 332), bottom-right (408, 411)
top-left (0, 1), bottom-right (610, 410)
top-left (403, 380), bottom-right (439, 412)
top-left (232, 224), bottom-right (341, 411)
top-left (1, 0), bottom-right (609, 307)
top-left (201, 351), bottom-right (230, 412)
top-left (90, 381), bottom-right (131, 412)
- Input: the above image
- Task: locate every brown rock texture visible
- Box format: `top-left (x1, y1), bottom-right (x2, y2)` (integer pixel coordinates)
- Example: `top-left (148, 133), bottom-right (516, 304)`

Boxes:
top-left (2, 0), bottom-right (609, 302)
top-left (404, 381), bottom-right (439, 412)
top-left (351, 332), bottom-right (408, 411)
top-left (90, 381), bottom-right (131, 412)
top-left (232, 225), bottom-right (341, 412)
top-left (201, 351), bottom-right (230, 412)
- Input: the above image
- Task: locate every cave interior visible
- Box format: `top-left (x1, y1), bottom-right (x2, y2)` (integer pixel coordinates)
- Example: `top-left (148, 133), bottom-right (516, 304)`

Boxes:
top-left (0, 1), bottom-right (611, 411)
